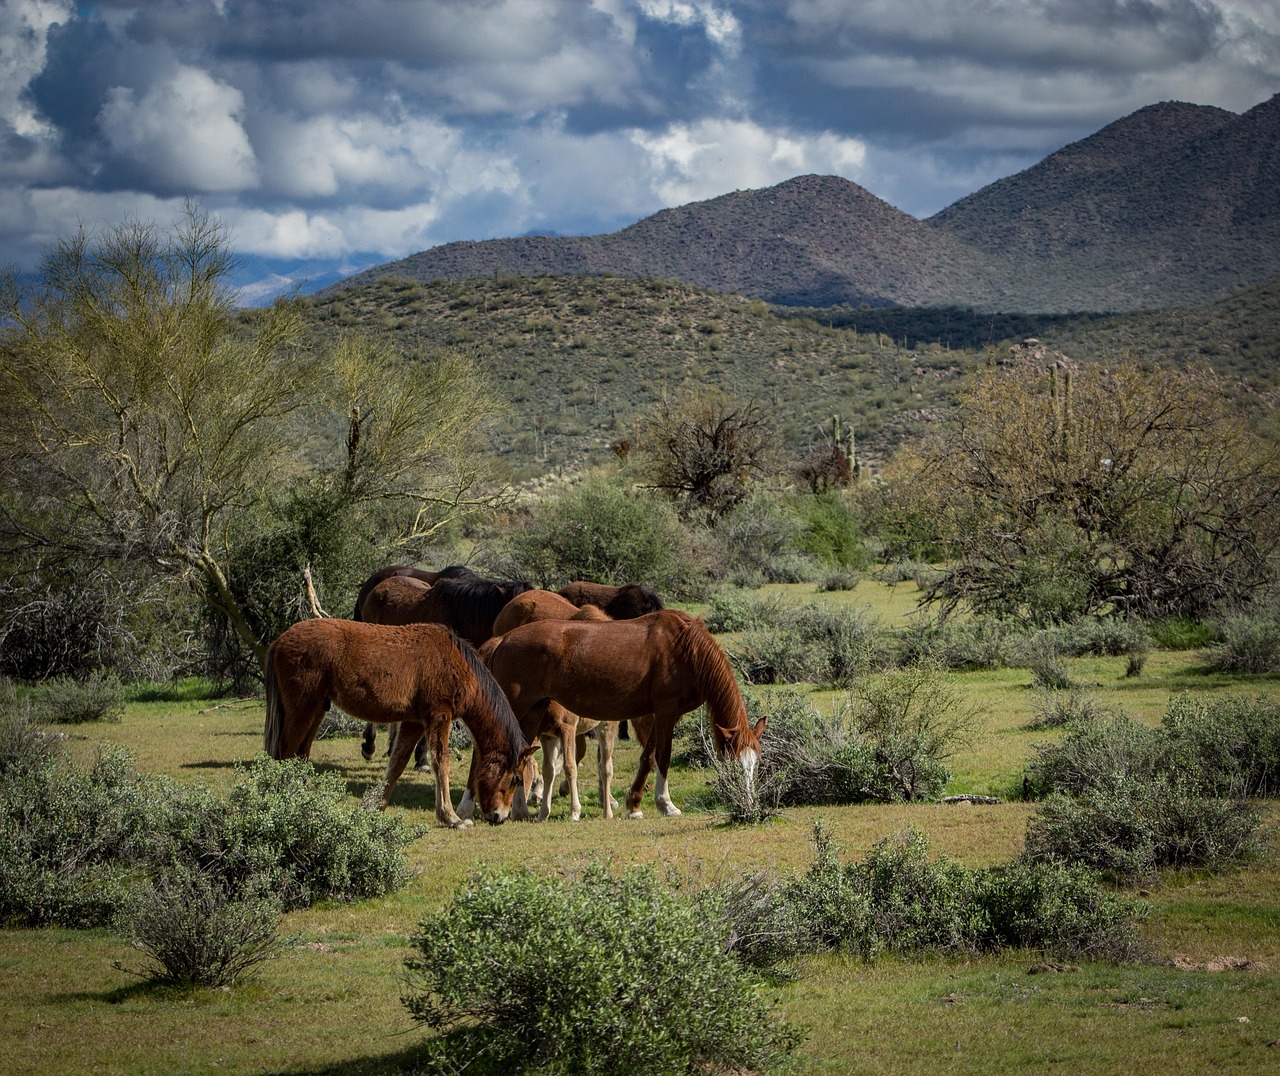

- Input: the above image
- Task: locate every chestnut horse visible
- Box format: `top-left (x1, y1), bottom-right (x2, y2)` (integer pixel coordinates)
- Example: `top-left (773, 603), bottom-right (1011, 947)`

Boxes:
top-left (354, 570), bottom-right (532, 765)
top-left (484, 591), bottom-right (617, 821)
top-left (264, 619), bottom-right (535, 825)
top-left (351, 563), bottom-right (476, 621)
top-left (483, 610), bottom-right (764, 818)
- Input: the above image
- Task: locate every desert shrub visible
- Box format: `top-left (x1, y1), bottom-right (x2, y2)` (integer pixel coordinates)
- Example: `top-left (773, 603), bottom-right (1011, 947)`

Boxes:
top-left (1161, 693), bottom-right (1280, 797)
top-left (402, 863), bottom-right (800, 1074)
top-left (1024, 712), bottom-right (1166, 798)
top-left (504, 475), bottom-right (698, 596)
top-left (114, 864), bottom-right (290, 987)
top-left (729, 602), bottom-right (881, 687)
top-left (1019, 635), bottom-right (1075, 689)
top-left (1024, 781), bottom-right (1263, 882)
top-left (710, 488), bottom-right (806, 586)
top-left (976, 855), bottom-right (1145, 961)
top-left (1204, 608), bottom-right (1280, 673)
top-left (1056, 616), bottom-right (1151, 659)
top-left (791, 490), bottom-right (869, 569)
top-left (0, 744), bottom-right (155, 927)
top-left (0, 690), bottom-right (62, 777)
top-left (1028, 686), bottom-right (1112, 730)
top-left (28, 672), bottom-right (124, 724)
top-left (818, 568), bottom-right (861, 591)
top-left (782, 824), bottom-right (1141, 962)
top-left (703, 587), bottom-right (784, 633)
top-left (895, 615), bottom-right (1024, 670)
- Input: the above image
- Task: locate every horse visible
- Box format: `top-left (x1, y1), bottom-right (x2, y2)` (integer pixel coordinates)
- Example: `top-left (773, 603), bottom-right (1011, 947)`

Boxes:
top-left (263, 618), bottom-right (535, 826)
top-left (556, 581), bottom-right (665, 619)
top-left (351, 563), bottom-right (477, 621)
top-left (482, 591), bottom-right (618, 821)
top-left (354, 570), bottom-right (532, 765)
top-left (481, 610), bottom-right (764, 819)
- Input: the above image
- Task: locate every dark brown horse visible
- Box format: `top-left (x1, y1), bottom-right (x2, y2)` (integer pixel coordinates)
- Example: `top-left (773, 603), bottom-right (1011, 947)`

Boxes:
top-left (264, 619), bottom-right (535, 825)
top-left (351, 563), bottom-right (477, 621)
top-left (556, 581), bottom-right (665, 619)
top-left (482, 610), bottom-right (764, 819)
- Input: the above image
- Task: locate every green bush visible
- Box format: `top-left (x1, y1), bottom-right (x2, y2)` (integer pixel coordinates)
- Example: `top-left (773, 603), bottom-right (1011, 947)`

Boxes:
top-left (728, 602), bottom-right (881, 687)
top-left (1028, 686), bottom-right (1113, 730)
top-left (504, 474), bottom-right (698, 595)
top-left (402, 863), bottom-right (800, 1074)
top-left (703, 587), bottom-right (784, 633)
top-left (30, 672), bottom-right (125, 724)
top-left (1205, 609), bottom-right (1280, 673)
top-left (1161, 693), bottom-right (1280, 797)
top-left (791, 490), bottom-right (869, 569)
top-left (1149, 616), bottom-right (1215, 650)
top-left (895, 615), bottom-right (1024, 670)
top-left (1024, 780), bottom-right (1262, 882)
top-left (783, 823), bottom-right (1141, 962)
top-left (114, 864), bottom-right (290, 987)
top-left (1024, 712), bottom-right (1166, 798)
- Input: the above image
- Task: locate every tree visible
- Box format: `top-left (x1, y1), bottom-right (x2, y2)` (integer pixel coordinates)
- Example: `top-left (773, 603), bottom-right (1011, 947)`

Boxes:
top-left (0, 206), bottom-right (507, 672)
top-left (637, 390), bottom-right (776, 518)
top-left (872, 342), bottom-right (1280, 622)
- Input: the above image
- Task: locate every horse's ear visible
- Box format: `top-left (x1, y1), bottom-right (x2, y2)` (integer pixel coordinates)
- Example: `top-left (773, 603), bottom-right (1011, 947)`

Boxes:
top-left (518, 744), bottom-right (539, 769)
top-left (752, 716), bottom-right (767, 739)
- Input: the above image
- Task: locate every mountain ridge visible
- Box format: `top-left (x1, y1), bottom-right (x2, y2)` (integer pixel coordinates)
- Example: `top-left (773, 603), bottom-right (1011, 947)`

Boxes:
top-left (325, 93), bottom-right (1280, 314)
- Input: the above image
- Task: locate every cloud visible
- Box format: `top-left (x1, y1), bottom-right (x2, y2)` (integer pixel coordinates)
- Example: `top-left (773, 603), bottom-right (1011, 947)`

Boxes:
top-left (97, 64), bottom-right (258, 192)
top-left (633, 117), bottom-right (866, 204)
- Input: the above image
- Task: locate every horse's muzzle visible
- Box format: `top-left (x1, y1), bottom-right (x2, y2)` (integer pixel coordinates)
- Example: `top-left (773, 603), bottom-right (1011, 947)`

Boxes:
top-left (484, 810), bottom-right (507, 825)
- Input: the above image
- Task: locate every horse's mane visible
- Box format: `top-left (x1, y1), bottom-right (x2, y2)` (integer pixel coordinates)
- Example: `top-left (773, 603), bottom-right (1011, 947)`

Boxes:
top-left (670, 613), bottom-right (749, 755)
top-left (445, 629), bottom-right (528, 766)
top-left (429, 577), bottom-right (531, 639)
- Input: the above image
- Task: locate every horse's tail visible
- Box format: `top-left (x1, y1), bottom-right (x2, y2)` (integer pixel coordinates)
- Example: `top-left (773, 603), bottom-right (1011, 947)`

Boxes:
top-left (263, 641), bottom-right (284, 757)
top-left (672, 614), bottom-right (748, 756)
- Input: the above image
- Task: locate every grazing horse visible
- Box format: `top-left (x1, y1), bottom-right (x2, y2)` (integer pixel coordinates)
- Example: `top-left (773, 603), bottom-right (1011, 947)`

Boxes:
top-left (556, 581), bottom-right (665, 619)
top-left (351, 563), bottom-right (477, 621)
top-left (483, 610), bottom-right (764, 818)
top-left (482, 591), bottom-right (617, 821)
top-left (355, 570), bottom-right (531, 765)
top-left (264, 619), bottom-right (535, 825)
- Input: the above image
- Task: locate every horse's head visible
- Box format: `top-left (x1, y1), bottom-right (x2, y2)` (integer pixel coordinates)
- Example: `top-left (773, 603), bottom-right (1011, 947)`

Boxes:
top-left (470, 744), bottom-right (538, 824)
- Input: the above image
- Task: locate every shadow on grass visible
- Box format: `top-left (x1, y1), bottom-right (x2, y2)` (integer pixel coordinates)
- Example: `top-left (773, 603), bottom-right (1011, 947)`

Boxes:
top-left (266, 1026), bottom-right (515, 1076)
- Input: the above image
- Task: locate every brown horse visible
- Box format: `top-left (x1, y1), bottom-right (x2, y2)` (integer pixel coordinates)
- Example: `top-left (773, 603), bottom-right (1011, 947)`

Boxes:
top-left (351, 564), bottom-right (477, 621)
top-left (263, 619), bottom-right (535, 825)
top-left (482, 591), bottom-right (617, 821)
top-left (556, 581), bottom-right (664, 619)
top-left (355, 570), bottom-right (532, 765)
top-left (483, 610), bottom-right (764, 818)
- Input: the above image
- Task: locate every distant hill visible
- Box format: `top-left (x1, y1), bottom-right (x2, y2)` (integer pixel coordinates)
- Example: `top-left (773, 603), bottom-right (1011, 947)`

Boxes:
top-left (324, 94), bottom-right (1280, 314)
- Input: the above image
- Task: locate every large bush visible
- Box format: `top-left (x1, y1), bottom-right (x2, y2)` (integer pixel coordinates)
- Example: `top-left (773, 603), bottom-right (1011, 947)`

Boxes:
top-left (504, 474), bottom-right (699, 595)
top-left (402, 863), bottom-right (800, 1074)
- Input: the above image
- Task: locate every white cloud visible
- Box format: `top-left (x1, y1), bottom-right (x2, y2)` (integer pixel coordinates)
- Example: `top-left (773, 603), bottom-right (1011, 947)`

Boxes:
top-left (98, 65), bottom-right (259, 192)
top-left (0, 0), bottom-right (71, 140)
top-left (637, 0), bottom-right (741, 53)
top-left (633, 118), bottom-right (866, 205)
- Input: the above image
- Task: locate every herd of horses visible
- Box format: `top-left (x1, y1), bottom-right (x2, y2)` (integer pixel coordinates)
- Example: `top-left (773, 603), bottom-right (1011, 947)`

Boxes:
top-left (262, 564), bottom-right (766, 826)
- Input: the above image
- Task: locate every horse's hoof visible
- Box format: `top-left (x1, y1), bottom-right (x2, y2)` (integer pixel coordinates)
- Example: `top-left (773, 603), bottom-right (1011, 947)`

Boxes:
top-left (360, 746), bottom-right (374, 761)
top-left (660, 805), bottom-right (683, 817)
top-left (627, 809), bottom-right (644, 820)
top-left (447, 818), bottom-right (472, 829)
top-left (413, 762), bottom-right (430, 772)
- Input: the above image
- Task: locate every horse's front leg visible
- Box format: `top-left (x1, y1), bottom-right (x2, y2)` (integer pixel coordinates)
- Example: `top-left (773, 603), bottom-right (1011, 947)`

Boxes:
top-left (361, 723), bottom-right (377, 761)
top-left (596, 721), bottom-right (618, 819)
top-left (426, 714), bottom-right (467, 828)
top-left (625, 725), bottom-right (658, 820)
top-left (538, 733), bottom-right (563, 822)
top-left (651, 716), bottom-right (681, 817)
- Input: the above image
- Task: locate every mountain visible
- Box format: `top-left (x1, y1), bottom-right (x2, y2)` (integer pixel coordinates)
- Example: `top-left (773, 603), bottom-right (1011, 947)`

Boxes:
top-left (325, 94), bottom-right (1280, 314)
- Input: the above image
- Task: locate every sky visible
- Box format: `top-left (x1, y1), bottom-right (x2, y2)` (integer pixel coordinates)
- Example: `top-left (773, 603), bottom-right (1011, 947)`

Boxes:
top-left (2, 0), bottom-right (1278, 304)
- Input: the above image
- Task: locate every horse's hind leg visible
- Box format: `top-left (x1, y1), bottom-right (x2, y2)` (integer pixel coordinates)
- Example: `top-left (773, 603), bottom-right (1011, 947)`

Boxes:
top-left (596, 721), bottom-right (618, 819)
top-left (538, 733), bottom-right (564, 822)
top-left (651, 717), bottom-right (681, 817)
top-left (361, 723), bottom-right (377, 761)
top-left (626, 728), bottom-right (657, 820)
top-left (379, 719), bottom-right (424, 810)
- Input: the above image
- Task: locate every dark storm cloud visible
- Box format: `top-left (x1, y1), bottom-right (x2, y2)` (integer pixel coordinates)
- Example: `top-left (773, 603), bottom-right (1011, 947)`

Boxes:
top-left (0, 0), bottom-right (1275, 298)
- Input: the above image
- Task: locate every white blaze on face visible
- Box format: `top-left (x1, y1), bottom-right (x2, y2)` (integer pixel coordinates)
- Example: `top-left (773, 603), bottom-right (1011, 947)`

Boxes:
top-left (457, 787), bottom-right (476, 821)
top-left (740, 747), bottom-right (759, 789)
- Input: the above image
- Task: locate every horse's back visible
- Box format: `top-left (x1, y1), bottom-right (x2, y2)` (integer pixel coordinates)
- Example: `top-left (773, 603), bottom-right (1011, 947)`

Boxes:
top-left (361, 575), bottom-right (432, 624)
top-left (492, 589), bottom-right (583, 635)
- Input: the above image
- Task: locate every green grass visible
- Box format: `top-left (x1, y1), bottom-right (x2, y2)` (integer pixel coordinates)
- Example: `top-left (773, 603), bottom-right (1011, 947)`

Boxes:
top-left (5, 580), bottom-right (1280, 1074)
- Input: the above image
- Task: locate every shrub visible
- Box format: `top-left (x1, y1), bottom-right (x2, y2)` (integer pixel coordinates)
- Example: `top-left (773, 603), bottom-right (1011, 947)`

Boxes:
top-left (1024, 712), bottom-right (1166, 798)
top-left (728, 602), bottom-right (881, 687)
top-left (791, 490), bottom-right (869, 569)
top-left (0, 690), bottom-right (62, 777)
top-left (895, 615), bottom-right (1023, 670)
top-left (782, 823), bottom-right (1141, 962)
top-left (1161, 693), bottom-right (1280, 797)
top-left (818, 569), bottom-right (861, 592)
top-left (1149, 616), bottom-right (1215, 650)
top-left (1020, 635), bottom-right (1075, 689)
top-left (29, 672), bottom-right (125, 724)
top-left (703, 587), bottom-right (784, 633)
top-left (1028, 686), bottom-right (1112, 730)
top-left (114, 864), bottom-right (290, 987)
top-left (1205, 609), bottom-right (1280, 673)
top-left (402, 863), bottom-right (800, 1074)
top-left (1024, 780), bottom-right (1262, 882)
top-left (504, 474), bottom-right (698, 596)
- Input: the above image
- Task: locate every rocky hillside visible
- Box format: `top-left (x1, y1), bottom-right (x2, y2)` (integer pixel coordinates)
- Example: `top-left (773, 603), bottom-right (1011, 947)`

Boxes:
top-left (325, 94), bottom-right (1280, 315)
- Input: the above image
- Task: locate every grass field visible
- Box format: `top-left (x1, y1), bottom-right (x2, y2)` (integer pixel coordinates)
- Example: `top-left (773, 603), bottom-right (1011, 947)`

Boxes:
top-left (3, 581), bottom-right (1279, 1075)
